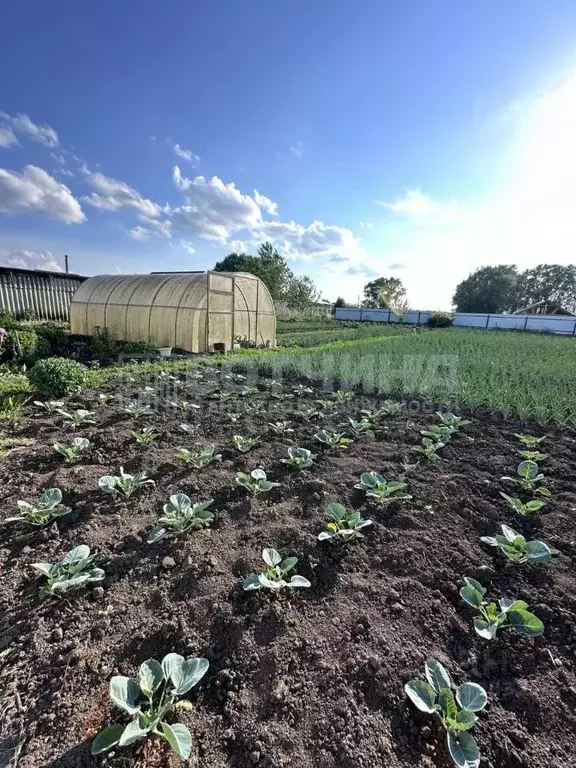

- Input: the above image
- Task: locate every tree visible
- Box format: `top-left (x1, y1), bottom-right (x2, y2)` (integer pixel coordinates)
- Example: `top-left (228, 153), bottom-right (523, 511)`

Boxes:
top-left (452, 265), bottom-right (519, 313)
top-left (283, 275), bottom-right (321, 310)
top-left (516, 264), bottom-right (576, 312)
top-left (334, 296), bottom-right (347, 308)
top-left (213, 242), bottom-right (292, 303)
top-left (362, 277), bottom-right (406, 309)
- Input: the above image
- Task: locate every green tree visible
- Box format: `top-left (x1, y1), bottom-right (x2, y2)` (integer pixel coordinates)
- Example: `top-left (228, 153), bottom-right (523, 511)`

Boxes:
top-left (452, 265), bottom-right (519, 313)
top-left (517, 264), bottom-right (576, 312)
top-left (362, 277), bottom-right (406, 309)
top-left (334, 296), bottom-right (347, 308)
top-left (283, 275), bottom-right (320, 310)
top-left (213, 242), bottom-right (293, 302)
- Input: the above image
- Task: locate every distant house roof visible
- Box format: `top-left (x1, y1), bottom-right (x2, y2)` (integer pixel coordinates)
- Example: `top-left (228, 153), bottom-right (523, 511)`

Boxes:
top-left (0, 265), bottom-right (86, 281)
top-left (514, 300), bottom-right (576, 317)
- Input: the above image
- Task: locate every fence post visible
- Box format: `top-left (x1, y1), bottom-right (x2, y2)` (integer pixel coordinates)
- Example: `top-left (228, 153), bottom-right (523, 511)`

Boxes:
top-left (359, 307), bottom-right (363, 322)
top-left (573, 320), bottom-right (576, 335)
top-left (523, 315), bottom-right (529, 331)
top-left (485, 314), bottom-right (490, 328)
top-left (387, 310), bottom-right (391, 324)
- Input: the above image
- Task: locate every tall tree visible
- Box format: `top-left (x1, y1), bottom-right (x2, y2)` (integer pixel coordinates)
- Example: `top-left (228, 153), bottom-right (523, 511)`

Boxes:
top-left (213, 242), bottom-right (293, 302)
top-left (362, 277), bottom-right (406, 309)
top-left (517, 264), bottom-right (576, 312)
top-left (283, 275), bottom-right (321, 310)
top-left (452, 265), bottom-right (519, 313)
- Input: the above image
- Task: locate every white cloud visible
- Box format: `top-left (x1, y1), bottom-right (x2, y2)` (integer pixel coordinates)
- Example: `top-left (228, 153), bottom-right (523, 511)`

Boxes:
top-left (129, 225), bottom-right (152, 241)
top-left (0, 112), bottom-right (59, 148)
top-left (256, 219), bottom-right (362, 262)
top-left (253, 189), bottom-right (278, 216)
top-left (0, 165), bottom-right (85, 223)
top-left (180, 239), bottom-right (196, 254)
top-left (290, 142), bottom-right (304, 159)
top-left (3, 249), bottom-right (64, 272)
top-left (375, 188), bottom-right (466, 223)
top-left (84, 171), bottom-right (164, 221)
top-left (359, 221), bottom-right (373, 229)
top-left (0, 125), bottom-right (18, 148)
top-left (173, 143), bottom-right (200, 164)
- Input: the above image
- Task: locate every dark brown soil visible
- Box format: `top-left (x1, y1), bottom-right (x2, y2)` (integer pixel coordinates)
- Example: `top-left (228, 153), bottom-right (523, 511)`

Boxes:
top-left (1, 365), bottom-right (576, 768)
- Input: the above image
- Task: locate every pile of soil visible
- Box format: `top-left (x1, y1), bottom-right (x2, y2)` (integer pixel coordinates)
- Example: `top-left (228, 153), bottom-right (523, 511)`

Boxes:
top-left (1, 366), bottom-right (575, 768)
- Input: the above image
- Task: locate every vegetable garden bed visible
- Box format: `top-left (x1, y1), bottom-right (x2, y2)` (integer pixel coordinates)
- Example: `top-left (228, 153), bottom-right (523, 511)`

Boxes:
top-left (1, 366), bottom-right (575, 768)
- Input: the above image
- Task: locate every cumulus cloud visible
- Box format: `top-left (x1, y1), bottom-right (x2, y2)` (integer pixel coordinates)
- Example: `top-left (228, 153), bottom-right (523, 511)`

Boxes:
top-left (0, 112), bottom-right (59, 148)
top-left (173, 143), bottom-right (200, 164)
top-left (0, 165), bottom-right (85, 223)
top-left (3, 249), bottom-right (64, 272)
top-left (83, 171), bottom-right (163, 220)
top-left (0, 125), bottom-right (18, 148)
top-left (253, 190), bottom-right (278, 216)
top-left (375, 188), bottom-right (466, 223)
top-left (180, 239), bottom-right (196, 254)
top-left (128, 225), bottom-right (151, 241)
top-left (256, 219), bottom-right (363, 262)
top-left (290, 142), bottom-right (304, 159)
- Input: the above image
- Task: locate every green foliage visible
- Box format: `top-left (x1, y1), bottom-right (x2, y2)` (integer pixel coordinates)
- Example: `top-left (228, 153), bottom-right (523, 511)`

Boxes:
top-left (318, 503), bottom-right (372, 542)
top-left (232, 434), bottom-right (260, 453)
top-left (515, 433), bottom-right (546, 448)
top-left (412, 437), bottom-right (444, 461)
top-left (499, 493), bottom-right (545, 516)
top-left (453, 265), bottom-right (520, 313)
top-left (6, 488), bottom-right (71, 527)
top-left (421, 424), bottom-right (455, 443)
top-left (29, 357), bottom-right (90, 397)
top-left (281, 446), bottom-right (316, 469)
top-left (501, 460), bottom-right (550, 496)
top-left (35, 322), bottom-right (69, 347)
top-left (295, 405), bottom-right (324, 420)
top-left (332, 390), bottom-right (354, 404)
top-left (34, 399), bottom-right (64, 411)
top-left (243, 548), bottom-right (311, 591)
top-left (123, 402), bottom-right (154, 418)
top-left (132, 427), bottom-right (160, 446)
top-left (59, 408), bottom-right (96, 428)
top-left (33, 545), bottom-right (104, 597)
top-left (481, 524), bottom-right (552, 564)
top-left (4, 328), bottom-right (50, 360)
top-left (54, 437), bottom-right (91, 463)
top-left (518, 449), bottom-right (548, 462)
top-left (517, 263), bottom-right (576, 313)
top-left (91, 327), bottom-right (118, 362)
top-left (459, 577), bottom-right (544, 639)
top-left (91, 654), bottom-right (209, 759)
top-left (0, 308), bottom-right (17, 328)
top-left (236, 468), bottom-right (279, 496)
top-left (99, 467), bottom-right (155, 497)
top-left (405, 659), bottom-right (487, 768)
top-left (427, 312), bottom-right (453, 328)
top-left (436, 412), bottom-right (471, 430)
top-left (314, 429), bottom-right (353, 449)
top-left (354, 472), bottom-right (412, 505)
top-left (175, 445), bottom-right (221, 469)
top-left (362, 276), bottom-right (406, 309)
top-left (147, 494), bottom-right (214, 543)
top-left (268, 420), bottom-right (294, 435)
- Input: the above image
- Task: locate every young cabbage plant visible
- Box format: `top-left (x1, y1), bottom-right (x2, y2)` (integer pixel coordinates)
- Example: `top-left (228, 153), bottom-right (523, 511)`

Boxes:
top-left (332, 390), bottom-right (354, 405)
top-left (295, 405), bottom-right (324, 421)
top-left (178, 423), bottom-right (196, 435)
top-left (515, 433), bottom-right (546, 448)
top-left (412, 437), bottom-right (444, 461)
top-left (354, 472), bottom-right (412, 506)
top-left (175, 445), bottom-right (221, 469)
top-left (132, 427), bottom-right (160, 446)
top-left (268, 421), bottom-right (294, 435)
top-left (147, 494), bottom-right (214, 543)
top-left (59, 408), bottom-right (96, 428)
top-left (123, 403), bottom-right (154, 418)
top-left (54, 437), bottom-right (91, 463)
top-left (6, 488), bottom-right (71, 527)
top-left (243, 548), bottom-right (311, 591)
top-left (499, 492), bottom-right (545, 516)
top-left (405, 659), bottom-right (487, 768)
top-left (97, 393), bottom-right (113, 406)
top-left (99, 467), bottom-right (155, 498)
top-left (436, 412), bottom-right (471, 430)
top-left (167, 400), bottom-right (201, 413)
top-left (347, 418), bottom-right (375, 438)
top-left (236, 469), bottom-right (280, 496)
top-left (239, 385), bottom-right (259, 397)
top-left (281, 446), bottom-right (316, 470)
top-left (33, 545), bottom-right (104, 597)
top-left (501, 460), bottom-right (550, 497)
top-left (225, 411), bottom-right (242, 423)
top-left (318, 503), bottom-right (372, 542)
top-left (292, 384), bottom-right (314, 397)
top-left (209, 390), bottom-right (234, 402)
top-left (518, 449), bottom-right (548, 462)
top-left (459, 577), bottom-right (544, 639)
top-left (314, 429), bottom-right (353, 450)
top-left (481, 525), bottom-right (552, 565)
top-left (91, 654), bottom-right (209, 759)
top-left (315, 398), bottom-right (338, 412)
top-left (421, 424), bottom-right (455, 443)
top-left (34, 400), bottom-right (64, 412)
top-left (232, 435), bottom-right (261, 453)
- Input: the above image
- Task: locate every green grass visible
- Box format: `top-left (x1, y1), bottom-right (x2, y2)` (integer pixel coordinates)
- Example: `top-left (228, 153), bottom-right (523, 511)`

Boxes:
top-left (277, 323), bottom-right (410, 347)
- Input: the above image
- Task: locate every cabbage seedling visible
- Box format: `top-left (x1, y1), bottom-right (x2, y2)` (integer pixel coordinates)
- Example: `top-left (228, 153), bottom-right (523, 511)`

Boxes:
top-left (175, 445), bottom-right (221, 469)
top-left (243, 548), bottom-right (310, 590)
top-left (132, 427), bottom-right (160, 446)
top-left (268, 421), bottom-right (294, 435)
top-left (167, 400), bottom-right (201, 412)
top-left (332, 390), bottom-right (354, 404)
top-left (147, 494), bottom-right (214, 543)
top-left (501, 460), bottom-right (550, 497)
top-left (314, 429), bottom-right (353, 449)
top-left (6, 488), bottom-right (71, 527)
top-left (59, 409), bottom-right (96, 428)
top-left (232, 435), bottom-right (261, 453)
top-left (226, 411), bottom-right (242, 423)
top-left (347, 419), bottom-right (375, 438)
top-left (91, 654), bottom-right (209, 759)
top-left (436, 412), bottom-right (471, 430)
top-left (292, 384), bottom-right (314, 396)
top-left (354, 471), bottom-right (412, 506)
top-left (459, 577), bottom-right (544, 639)
top-left (123, 403), bottom-right (154, 418)
top-left (499, 492), bottom-right (545, 516)
top-left (281, 447), bottom-right (316, 470)
top-left (318, 503), bottom-right (372, 542)
top-left (54, 437), bottom-right (91, 463)
top-left (178, 423), bottom-right (196, 434)
top-left (99, 467), bottom-right (155, 497)
top-left (518, 449), bottom-right (548, 462)
top-left (515, 433), bottom-right (546, 448)
top-left (412, 437), bottom-right (444, 461)
top-left (209, 391), bottom-right (234, 402)
top-left (295, 405), bottom-right (323, 420)
top-left (405, 659), bottom-right (487, 768)
top-left (421, 424), bottom-right (454, 443)
top-left (481, 525), bottom-right (552, 564)
top-left (33, 545), bottom-right (104, 597)
top-left (236, 469), bottom-right (279, 496)
top-left (34, 400), bottom-right (64, 412)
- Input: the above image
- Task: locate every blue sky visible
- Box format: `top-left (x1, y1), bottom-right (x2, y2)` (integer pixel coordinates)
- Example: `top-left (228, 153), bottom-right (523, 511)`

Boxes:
top-left (1, 0), bottom-right (576, 308)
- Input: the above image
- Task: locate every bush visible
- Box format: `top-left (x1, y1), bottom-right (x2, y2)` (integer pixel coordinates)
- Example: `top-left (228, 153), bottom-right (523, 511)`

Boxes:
top-left (3, 328), bottom-right (50, 360)
top-left (427, 312), bottom-right (453, 328)
top-left (29, 357), bottom-right (90, 397)
top-left (118, 339), bottom-right (158, 356)
top-left (0, 309), bottom-right (17, 329)
top-left (91, 327), bottom-right (117, 362)
top-left (36, 323), bottom-right (70, 347)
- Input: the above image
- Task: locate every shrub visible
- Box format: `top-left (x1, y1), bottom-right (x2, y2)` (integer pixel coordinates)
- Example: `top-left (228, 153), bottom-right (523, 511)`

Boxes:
top-left (427, 312), bottom-right (453, 328)
top-left (36, 323), bottom-right (70, 347)
top-left (118, 339), bottom-right (158, 356)
top-left (0, 309), bottom-right (17, 328)
top-left (4, 328), bottom-right (50, 360)
top-left (29, 357), bottom-right (90, 397)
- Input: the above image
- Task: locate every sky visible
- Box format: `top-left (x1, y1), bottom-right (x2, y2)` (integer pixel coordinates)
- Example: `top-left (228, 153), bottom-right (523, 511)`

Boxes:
top-left (1, 0), bottom-right (576, 309)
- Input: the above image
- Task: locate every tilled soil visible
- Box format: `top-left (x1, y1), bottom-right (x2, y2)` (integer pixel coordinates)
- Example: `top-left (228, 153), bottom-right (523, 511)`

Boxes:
top-left (1, 365), bottom-right (576, 768)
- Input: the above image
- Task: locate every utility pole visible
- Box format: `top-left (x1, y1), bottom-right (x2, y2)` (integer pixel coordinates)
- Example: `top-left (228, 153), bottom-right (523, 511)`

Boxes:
top-left (64, 254), bottom-right (69, 274)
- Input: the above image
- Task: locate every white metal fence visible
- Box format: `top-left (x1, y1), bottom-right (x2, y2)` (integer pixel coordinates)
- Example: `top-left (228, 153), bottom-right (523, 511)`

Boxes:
top-left (334, 307), bottom-right (576, 335)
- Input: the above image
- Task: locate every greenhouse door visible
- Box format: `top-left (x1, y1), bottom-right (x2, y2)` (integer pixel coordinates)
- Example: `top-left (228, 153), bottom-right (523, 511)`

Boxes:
top-left (206, 272), bottom-right (235, 352)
